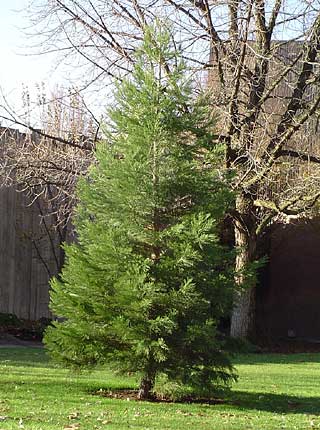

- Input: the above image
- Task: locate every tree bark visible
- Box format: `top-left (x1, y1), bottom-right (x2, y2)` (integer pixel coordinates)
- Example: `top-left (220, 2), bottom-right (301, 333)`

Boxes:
top-left (137, 371), bottom-right (156, 400)
top-left (230, 193), bottom-right (257, 338)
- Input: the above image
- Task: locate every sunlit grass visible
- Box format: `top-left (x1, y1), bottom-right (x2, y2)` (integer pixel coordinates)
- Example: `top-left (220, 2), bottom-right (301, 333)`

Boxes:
top-left (0, 348), bottom-right (320, 429)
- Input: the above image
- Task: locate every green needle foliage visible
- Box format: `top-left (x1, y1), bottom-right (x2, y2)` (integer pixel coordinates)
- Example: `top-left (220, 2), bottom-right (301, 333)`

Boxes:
top-left (45, 25), bottom-right (237, 400)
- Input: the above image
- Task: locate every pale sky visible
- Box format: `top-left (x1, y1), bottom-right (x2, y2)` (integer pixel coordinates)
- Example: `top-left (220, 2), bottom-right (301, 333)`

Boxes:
top-left (1, 1), bottom-right (46, 84)
top-left (0, 1), bottom-right (67, 125)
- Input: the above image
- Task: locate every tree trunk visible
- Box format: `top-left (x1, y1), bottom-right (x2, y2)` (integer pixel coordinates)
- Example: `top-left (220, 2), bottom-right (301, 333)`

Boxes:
top-left (137, 371), bottom-right (156, 400)
top-left (230, 193), bottom-right (257, 338)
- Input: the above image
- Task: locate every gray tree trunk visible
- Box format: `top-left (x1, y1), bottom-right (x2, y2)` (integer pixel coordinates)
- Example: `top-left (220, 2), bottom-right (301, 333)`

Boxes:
top-left (137, 370), bottom-right (156, 400)
top-left (230, 193), bottom-right (257, 338)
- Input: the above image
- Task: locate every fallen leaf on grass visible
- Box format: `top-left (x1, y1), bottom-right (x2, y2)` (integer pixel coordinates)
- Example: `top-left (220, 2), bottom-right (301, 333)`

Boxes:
top-left (97, 417), bottom-right (112, 424)
top-left (64, 424), bottom-right (80, 430)
top-left (176, 410), bottom-right (194, 416)
top-left (68, 412), bottom-right (80, 420)
top-left (219, 413), bottom-right (236, 418)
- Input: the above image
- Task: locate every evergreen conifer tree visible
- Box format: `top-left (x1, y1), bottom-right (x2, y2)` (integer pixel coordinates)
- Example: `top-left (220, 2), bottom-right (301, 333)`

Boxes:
top-left (45, 26), bottom-right (237, 399)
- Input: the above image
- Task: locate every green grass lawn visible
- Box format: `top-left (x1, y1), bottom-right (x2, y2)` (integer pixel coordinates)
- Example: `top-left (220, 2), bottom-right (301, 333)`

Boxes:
top-left (0, 348), bottom-right (320, 429)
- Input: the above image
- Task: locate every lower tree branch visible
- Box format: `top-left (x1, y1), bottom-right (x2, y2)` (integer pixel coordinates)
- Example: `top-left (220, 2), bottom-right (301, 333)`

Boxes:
top-left (255, 191), bottom-right (320, 236)
top-left (276, 149), bottom-right (320, 164)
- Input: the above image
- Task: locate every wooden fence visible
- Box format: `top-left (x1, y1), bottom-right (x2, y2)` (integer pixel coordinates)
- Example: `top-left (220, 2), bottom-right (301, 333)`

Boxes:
top-left (0, 128), bottom-right (60, 320)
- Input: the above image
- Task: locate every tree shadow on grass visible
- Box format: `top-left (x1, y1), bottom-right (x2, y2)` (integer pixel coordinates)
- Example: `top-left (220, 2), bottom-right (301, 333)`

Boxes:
top-left (227, 390), bottom-right (320, 415)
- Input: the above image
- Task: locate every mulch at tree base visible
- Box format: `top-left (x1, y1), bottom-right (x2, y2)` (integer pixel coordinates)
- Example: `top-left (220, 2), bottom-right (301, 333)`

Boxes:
top-left (92, 388), bottom-right (227, 404)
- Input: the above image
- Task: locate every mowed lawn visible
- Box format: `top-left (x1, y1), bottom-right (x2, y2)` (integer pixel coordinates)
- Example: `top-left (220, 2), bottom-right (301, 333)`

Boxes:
top-left (0, 348), bottom-right (320, 429)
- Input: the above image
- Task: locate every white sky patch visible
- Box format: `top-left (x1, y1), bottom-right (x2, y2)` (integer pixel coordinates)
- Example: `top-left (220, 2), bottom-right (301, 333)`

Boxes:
top-left (0, 1), bottom-right (70, 126)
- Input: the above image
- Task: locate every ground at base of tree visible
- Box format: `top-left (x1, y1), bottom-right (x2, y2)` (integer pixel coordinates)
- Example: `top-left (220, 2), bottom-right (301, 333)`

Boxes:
top-left (91, 388), bottom-right (227, 404)
top-left (257, 338), bottom-right (320, 354)
top-left (0, 348), bottom-right (320, 430)
top-left (0, 313), bottom-right (51, 342)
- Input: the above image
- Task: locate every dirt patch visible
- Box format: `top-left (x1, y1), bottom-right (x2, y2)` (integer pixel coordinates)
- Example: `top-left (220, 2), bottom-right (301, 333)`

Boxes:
top-left (0, 333), bottom-right (43, 348)
top-left (92, 388), bottom-right (226, 404)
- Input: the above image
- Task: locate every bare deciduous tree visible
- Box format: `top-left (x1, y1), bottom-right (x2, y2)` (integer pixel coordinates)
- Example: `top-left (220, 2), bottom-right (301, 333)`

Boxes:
top-left (1, 88), bottom-right (96, 224)
top-left (2, 0), bottom-right (320, 338)
top-left (0, 88), bottom-right (97, 277)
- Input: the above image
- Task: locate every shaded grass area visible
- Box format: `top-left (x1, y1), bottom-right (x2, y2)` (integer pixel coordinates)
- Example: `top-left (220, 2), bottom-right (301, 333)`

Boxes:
top-left (0, 348), bottom-right (320, 429)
